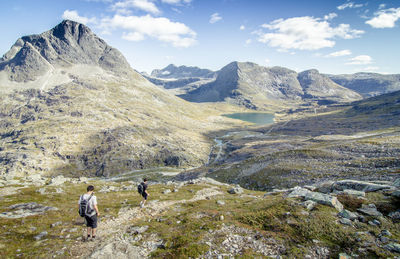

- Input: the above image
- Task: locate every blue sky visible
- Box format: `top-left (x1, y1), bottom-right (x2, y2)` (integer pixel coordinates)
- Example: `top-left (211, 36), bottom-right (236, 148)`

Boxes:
top-left (1, 0), bottom-right (399, 74)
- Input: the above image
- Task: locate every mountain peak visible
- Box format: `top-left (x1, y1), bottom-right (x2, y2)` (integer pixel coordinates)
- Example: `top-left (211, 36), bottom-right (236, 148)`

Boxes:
top-left (0, 20), bottom-right (132, 82)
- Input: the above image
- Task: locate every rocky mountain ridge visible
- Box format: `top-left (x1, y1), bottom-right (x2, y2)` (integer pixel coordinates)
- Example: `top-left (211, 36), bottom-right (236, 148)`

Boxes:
top-left (178, 62), bottom-right (362, 109)
top-left (150, 64), bottom-right (216, 79)
top-left (327, 72), bottom-right (400, 97)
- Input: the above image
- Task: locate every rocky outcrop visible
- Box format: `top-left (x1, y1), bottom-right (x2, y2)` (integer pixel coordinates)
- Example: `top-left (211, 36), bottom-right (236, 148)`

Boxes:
top-left (0, 202), bottom-right (58, 218)
top-left (332, 180), bottom-right (393, 192)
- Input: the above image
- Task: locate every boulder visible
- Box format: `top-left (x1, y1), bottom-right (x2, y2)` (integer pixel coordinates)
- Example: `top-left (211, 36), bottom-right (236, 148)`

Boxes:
top-left (302, 200), bottom-right (316, 211)
top-left (391, 190), bottom-right (400, 198)
top-left (162, 189), bottom-right (171, 194)
top-left (339, 218), bottom-right (353, 226)
top-left (217, 200), bottom-right (225, 206)
top-left (34, 231), bottom-right (48, 241)
top-left (49, 175), bottom-right (68, 186)
top-left (357, 204), bottom-right (383, 217)
top-left (288, 186), bottom-right (311, 198)
top-left (393, 178), bottom-right (400, 188)
top-left (338, 209), bottom-right (358, 221)
top-left (384, 243), bottom-right (400, 253)
top-left (368, 219), bottom-right (381, 226)
top-left (304, 192), bottom-right (343, 211)
top-left (228, 186), bottom-right (243, 194)
top-left (342, 189), bottom-right (366, 197)
top-left (333, 180), bottom-right (392, 192)
top-left (388, 210), bottom-right (400, 220)
top-left (314, 181), bottom-right (335, 194)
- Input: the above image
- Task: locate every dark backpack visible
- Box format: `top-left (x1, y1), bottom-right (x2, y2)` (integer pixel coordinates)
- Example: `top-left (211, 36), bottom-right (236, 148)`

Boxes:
top-left (138, 183), bottom-right (144, 195)
top-left (79, 194), bottom-right (94, 217)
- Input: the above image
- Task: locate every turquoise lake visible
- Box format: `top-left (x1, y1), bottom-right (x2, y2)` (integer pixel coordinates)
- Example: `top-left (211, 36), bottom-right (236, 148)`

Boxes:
top-left (223, 113), bottom-right (275, 125)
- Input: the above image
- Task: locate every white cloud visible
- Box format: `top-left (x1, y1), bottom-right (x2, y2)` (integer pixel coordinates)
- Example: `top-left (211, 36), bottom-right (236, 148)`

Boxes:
top-left (161, 0), bottom-right (191, 4)
top-left (265, 58), bottom-right (270, 65)
top-left (62, 10), bottom-right (96, 25)
top-left (325, 49), bottom-right (352, 57)
top-left (101, 14), bottom-right (197, 47)
top-left (337, 2), bottom-right (363, 10)
top-left (240, 25), bottom-right (245, 30)
top-left (209, 13), bottom-right (222, 24)
top-left (365, 7), bottom-right (400, 28)
top-left (324, 13), bottom-right (338, 20)
top-left (112, 0), bottom-right (161, 15)
top-left (346, 55), bottom-right (373, 65)
top-left (256, 16), bottom-right (364, 51)
top-left (245, 39), bottom-right (252, 45)
top-left (379, 4), bottom-right (386, 9)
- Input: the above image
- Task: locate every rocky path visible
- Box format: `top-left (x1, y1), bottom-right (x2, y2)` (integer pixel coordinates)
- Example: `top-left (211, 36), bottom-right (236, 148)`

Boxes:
top-left (69, 185), bottom-right (223, 258)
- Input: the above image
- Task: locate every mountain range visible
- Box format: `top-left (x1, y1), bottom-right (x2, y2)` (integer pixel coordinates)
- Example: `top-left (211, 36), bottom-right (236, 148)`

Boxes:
top-left (0, 20), bottom-right (237, 178)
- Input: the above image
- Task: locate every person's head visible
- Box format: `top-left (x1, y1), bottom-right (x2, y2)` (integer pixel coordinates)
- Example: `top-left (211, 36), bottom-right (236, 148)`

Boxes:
top-left (87, 185), bottom-right (95, 192)
top-left (143, 178), bottom-right (148, 183)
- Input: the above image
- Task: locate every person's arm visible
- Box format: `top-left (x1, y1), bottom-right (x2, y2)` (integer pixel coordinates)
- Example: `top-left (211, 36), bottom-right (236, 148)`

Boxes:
top-left (94, 204), bottom-right (100, 216)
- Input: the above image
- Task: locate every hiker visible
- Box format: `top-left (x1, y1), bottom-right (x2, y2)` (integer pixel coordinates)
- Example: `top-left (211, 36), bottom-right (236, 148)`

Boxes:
top-left (138, 178), bottom-right (149, 208)
top-left (78, 185), bottom-right (100, 241)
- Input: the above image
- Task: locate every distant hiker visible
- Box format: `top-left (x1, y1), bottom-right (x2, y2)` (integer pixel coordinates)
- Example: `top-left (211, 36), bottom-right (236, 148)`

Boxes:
top-left (138, 178), bottom-right (149, 208)
top-left (78, 185), bottom-right (100, 241)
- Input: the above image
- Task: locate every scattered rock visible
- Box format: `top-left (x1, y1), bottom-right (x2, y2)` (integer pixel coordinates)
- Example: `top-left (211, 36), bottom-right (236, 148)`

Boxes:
top-left (304, 185), bottom-right (317, 191)
top-left (338, 209), bottom-right (358, 221)
top-left (219, 215), bottom-right (224, 221)
top-left (393, 178), bottom-right (400, 188)
top-left (99, 185), bottom-right (119, 193)
top-left (34, 231), bottom-right (48, 241)
top-left (357, 204), bottom-right (383, 217)
top-left (305, 192), bottom-right (343, 211)
top-left (0, 202), bottom-right (58, 218)
top-left (333, 180), bottom-right (393, 193)
top-left (79, 177), bottom-right (88, 183)
top-left (173, 189), bottom-right (179, 193)
top-left (127, 225), bottom-right (149, 235)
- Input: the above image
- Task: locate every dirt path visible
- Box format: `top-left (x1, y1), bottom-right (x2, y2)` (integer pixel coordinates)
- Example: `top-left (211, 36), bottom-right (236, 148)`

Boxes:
top-left (69, 186), bottom-right (223, 258)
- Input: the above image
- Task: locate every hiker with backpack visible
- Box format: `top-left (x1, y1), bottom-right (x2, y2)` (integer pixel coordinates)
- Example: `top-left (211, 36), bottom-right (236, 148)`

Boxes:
top-left (78, 185), bottom-right (100, 241)
top-left (138, 178), bottom-right (149, 208)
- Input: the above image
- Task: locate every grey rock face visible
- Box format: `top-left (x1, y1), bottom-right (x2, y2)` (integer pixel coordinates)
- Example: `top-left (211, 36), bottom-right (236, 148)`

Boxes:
top-left (0, 20), bottom-right (132, 82)
top-left (287, 186), bottom-right (311, 198)
top-left (151, 64), bottom-right (216, 79)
